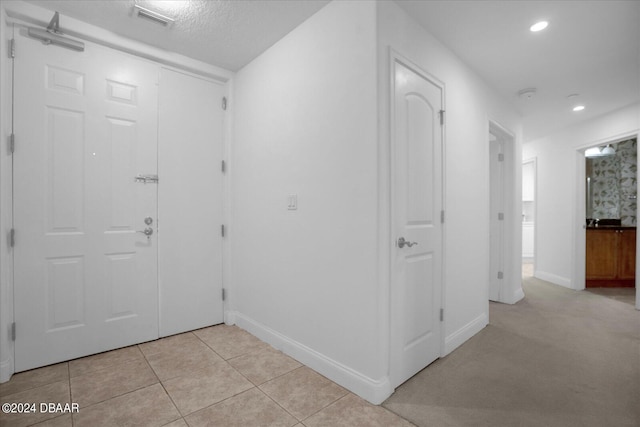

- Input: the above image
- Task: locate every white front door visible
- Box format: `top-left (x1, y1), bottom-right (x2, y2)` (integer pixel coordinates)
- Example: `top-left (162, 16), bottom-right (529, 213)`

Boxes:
top-left (158, 68), bottom-right (224, 336)
top-left (390, 58), bottom-right (444, 388)
top-left (13, 30), bottom-right (159, 371)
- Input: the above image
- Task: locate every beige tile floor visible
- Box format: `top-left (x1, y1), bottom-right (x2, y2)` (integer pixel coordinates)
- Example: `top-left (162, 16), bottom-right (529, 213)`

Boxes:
top-left (0, 325), bottom-right (413, 427)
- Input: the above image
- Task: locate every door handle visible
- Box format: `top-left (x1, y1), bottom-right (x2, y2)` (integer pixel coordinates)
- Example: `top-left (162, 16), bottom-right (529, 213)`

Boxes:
top-left (397, 237), bottom-right (418, 248)
top-left (137, 227), bottom-right (154, 240)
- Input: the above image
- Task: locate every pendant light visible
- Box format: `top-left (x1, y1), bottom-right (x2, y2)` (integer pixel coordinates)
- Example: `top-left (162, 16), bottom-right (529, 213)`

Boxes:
top-left (585, 145), bottom-right (616, 158)
top-left (601, 145), bottom-right (615, 156)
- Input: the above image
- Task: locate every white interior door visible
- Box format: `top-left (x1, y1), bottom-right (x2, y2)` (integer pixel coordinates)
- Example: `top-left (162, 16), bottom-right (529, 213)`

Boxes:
top-left (489, 137), bottom-right (504, 301)
top-left (390, 58), bottom-right (443, 388)
top-left (13, 30), bottom-right (159, 371)
top-left (158, 68), bottom-right (224, 337)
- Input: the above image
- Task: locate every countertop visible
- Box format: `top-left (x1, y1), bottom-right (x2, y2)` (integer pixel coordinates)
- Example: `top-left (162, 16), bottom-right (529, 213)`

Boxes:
top-left (586, 225), bottom-right (636, 230)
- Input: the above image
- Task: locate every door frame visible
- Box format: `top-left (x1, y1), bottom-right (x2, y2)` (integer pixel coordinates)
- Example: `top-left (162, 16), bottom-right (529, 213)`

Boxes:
top-left (0, 2), bottom-right (233, 382)
top-left (489, 130), bottom-right (506, 301)
top-left (573, 131), bottom-right (639, 310)
top-left (388, 49), bottom-right (446, 387)
top-left (0, 9), bottom-right (14, 383)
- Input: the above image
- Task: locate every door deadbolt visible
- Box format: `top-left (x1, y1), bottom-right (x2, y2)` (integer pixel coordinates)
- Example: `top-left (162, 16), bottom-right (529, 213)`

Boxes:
top-left (144, 217), bottom-right (153, 225)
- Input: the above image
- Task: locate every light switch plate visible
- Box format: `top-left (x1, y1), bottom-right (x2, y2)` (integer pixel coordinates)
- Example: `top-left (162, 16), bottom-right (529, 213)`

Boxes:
top-left (287, 194), bottom-right (298, 210)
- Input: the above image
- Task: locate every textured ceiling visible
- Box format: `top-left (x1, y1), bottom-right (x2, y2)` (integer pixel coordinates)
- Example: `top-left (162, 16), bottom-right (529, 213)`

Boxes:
top-left (396, 0), bottom-right (640, 141)
top-left (23, 0), bottom-right (330, 71)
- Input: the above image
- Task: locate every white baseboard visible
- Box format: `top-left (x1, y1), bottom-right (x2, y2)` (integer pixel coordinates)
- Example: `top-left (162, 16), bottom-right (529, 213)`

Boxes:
top-left (534, 270), bottom-right (572, 289)
top-left (444, 312), bottom-right (487, 355)
top-left (227, 310), bottom-right (392, 405)
top-left (0, 356), bottom-right (13, 383)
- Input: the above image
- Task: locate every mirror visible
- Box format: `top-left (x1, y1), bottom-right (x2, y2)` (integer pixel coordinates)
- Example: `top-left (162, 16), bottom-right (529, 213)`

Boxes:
top-left (585, 138), bottom-right (637, 226)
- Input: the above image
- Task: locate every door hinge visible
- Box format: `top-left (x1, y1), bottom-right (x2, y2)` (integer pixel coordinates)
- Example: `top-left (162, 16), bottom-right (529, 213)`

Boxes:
top-left (222, 288), bottom-right (226, 301)
top-left (441, 210), bottom-right (445, 224)
top-left (8, 133), bottom-right (15, 154)
top-left (498, 153), bottom-right (504, 162)
top-left (10, 322), bottom-right (16, 341)
top-left (498, 212), bottom-right (504, 221)
top-left (9, 38), bottom-right (15, 59)
top-left (498, 271), bottom-right (504, 279)
top-left (221, 224), bottom-right (225, 237)
top-left (222, 96), bottom-right (227, 111)
top-left (221, 160), bottom-right (226, 173)
top-left (8, 228), bottom-right (15, 248)
top-left (440, 308), bottom-right (444, 321)
top-left (439, 110), bottom-right (445, 126)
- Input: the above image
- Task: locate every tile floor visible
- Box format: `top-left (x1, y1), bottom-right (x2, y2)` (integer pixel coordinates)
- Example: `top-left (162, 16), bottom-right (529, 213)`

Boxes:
top-left (0, 325), bottom-right (413, 427)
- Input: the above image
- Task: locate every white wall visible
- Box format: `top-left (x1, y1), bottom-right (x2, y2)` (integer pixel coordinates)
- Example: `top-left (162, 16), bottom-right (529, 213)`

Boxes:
top-left (230, 0), bottom-right (385, 402)
top-left (522, 103), bottom-right (640, 293)
top-left (377, 1), bottom-right (524, 353)
top-left (231, 0), bottom-right (525, 403)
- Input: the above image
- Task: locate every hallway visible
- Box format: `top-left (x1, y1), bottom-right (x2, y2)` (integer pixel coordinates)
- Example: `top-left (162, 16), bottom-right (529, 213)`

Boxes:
top-left (383, 276), bottom-right (640, 427)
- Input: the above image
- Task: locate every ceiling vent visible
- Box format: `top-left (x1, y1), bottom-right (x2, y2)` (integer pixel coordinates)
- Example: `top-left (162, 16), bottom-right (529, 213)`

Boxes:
top-left (133, 4), bottom-right (175, 26)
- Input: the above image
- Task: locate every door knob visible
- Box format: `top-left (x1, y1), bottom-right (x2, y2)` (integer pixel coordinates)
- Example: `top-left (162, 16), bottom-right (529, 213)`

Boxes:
top-left (397, 237), bottom-right (418, 248)
top-left (137, 227), bottom-right (154, 241)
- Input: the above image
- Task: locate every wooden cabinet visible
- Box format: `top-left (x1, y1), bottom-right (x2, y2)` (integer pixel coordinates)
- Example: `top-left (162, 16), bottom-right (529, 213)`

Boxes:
top-left (586, 228), bottom-right (636, 287)
top-left (619, 229), bottom-right (637, 280)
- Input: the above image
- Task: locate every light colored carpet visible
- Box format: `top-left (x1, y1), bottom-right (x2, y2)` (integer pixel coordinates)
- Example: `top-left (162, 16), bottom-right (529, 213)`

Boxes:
top-left (383, 277), bottom-right (640, 427)
top-left (585, 287), bottom-right (636, 307)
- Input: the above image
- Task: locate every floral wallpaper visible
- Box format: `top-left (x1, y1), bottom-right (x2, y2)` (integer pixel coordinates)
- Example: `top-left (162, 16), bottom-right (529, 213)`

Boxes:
top-left (589, 138), bottom-right (637, 226)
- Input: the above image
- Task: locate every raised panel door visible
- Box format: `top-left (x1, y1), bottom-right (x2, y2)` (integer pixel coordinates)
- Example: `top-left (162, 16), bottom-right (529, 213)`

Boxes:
top-left (13, 31), bottom-right (159, 371)
top-left (391, 58), bottom-right (443, 388)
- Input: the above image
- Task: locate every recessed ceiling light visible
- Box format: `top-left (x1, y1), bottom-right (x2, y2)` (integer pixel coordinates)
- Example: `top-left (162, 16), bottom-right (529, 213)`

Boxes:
top-left (530, 21), bottom-right (548, 32)
top-left (573, 105), bottom-right (585, 112)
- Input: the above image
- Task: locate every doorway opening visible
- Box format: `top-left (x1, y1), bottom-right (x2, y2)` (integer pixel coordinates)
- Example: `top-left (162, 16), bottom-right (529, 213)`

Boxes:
top-left (522, 158), bottom-right (536, 278)
top-left (583, 138), bottom-right (637, 306)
